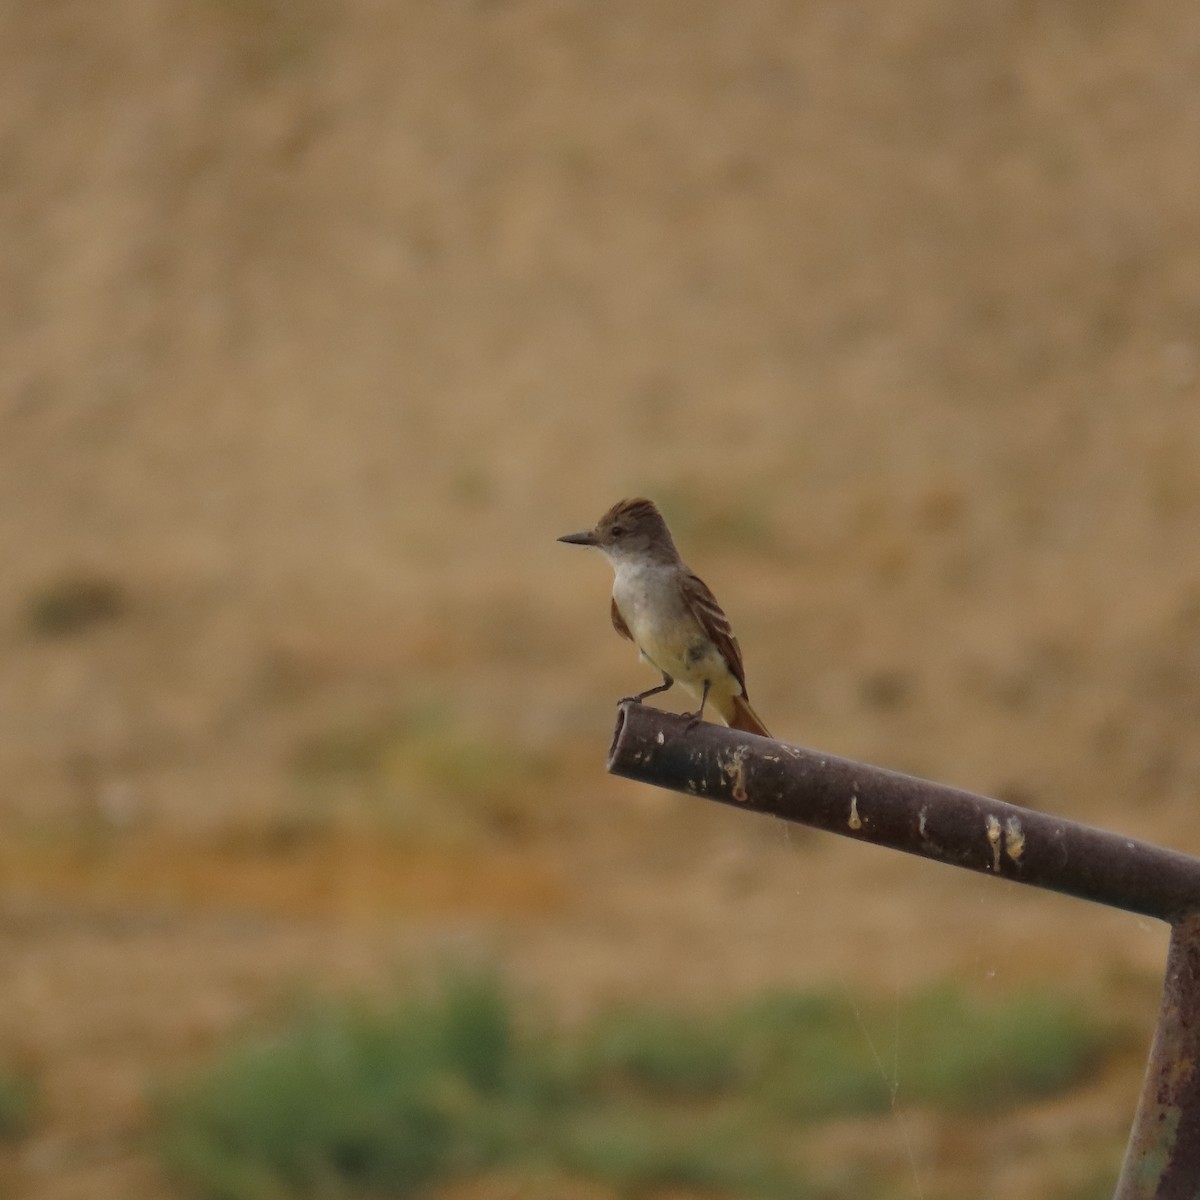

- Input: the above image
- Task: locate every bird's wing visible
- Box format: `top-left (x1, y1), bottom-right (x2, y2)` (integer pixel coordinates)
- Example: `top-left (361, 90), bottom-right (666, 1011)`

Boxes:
top-left (680, 570), bottom-right (748, 696)
top-left (610, 596), bottom-right (634, 642)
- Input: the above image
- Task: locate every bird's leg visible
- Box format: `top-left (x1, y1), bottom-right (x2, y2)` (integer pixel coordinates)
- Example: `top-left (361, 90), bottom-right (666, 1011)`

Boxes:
top-left (682, 679), bottom-right (711, 731)
top-left (621, 673), bottom-right (674, 705)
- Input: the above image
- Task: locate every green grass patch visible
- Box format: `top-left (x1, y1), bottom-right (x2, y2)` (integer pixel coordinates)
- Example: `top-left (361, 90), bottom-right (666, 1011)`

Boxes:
top-left (567, 984), bottom-right (1111, 1119)
top-left (555, 1110), bottom-right (815, 1200)
top-left (0, 1064), bottom-right (37, 1139)
top-left (289, 705), bottom-right (553, 841)
top-left (158, 975), bottom-right (1118, 1200)
top-left (160, 975), bottom-right (525, 1200)
top-left (890, 983), bottom-right (1110, 1112)
top-left (741, 983), bottom-right (1112, 1117)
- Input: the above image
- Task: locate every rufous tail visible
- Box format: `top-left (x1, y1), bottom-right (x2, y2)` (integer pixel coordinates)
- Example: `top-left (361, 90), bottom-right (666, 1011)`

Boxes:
top-left (726, 694), bottom-right (771, 738)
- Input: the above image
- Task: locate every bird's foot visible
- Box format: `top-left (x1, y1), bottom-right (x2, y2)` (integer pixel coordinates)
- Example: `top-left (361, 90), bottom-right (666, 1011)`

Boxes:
top-left (681, 681), bottom-right (711, 732)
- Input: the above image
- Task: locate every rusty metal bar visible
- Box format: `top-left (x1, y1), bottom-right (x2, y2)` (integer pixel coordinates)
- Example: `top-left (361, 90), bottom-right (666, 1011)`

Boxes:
top-left (605, 702), bottom-right (1200, 1198)
top-left (607, 703), bottom-right (1200, 921)
top-left (1115, 913), bottom-right (1200, 1199)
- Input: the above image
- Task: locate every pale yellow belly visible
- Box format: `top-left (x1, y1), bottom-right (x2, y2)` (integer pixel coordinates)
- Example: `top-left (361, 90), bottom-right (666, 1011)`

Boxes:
top-left (614, 576), bottom-right (742, 712)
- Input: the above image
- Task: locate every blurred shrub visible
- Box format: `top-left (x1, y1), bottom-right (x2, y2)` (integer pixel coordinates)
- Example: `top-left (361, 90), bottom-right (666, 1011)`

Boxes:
top-left (572, 1005), bottom-right (744, 1094)
top-left (891, 983), bottom-right (1111, 1112)
top-left (0, 1065), bottom-right (37, 1139)
top-left (159, 974), bottom-right (1119, 1200)
top-left (569, 984), bottom-right (1112, 1118)
top-left (160, 975), bottom-right (520, 1199)
top-left (159, 974), bottom-right (812, 1200)
top-left (24, 572), bottom-right (126, 636)
top-left (289, 706), bottom-right (554, 842)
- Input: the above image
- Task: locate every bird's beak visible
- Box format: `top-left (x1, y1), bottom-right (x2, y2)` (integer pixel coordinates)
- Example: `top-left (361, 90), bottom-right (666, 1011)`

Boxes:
top-left (557, 529), bottom-right (597, 547)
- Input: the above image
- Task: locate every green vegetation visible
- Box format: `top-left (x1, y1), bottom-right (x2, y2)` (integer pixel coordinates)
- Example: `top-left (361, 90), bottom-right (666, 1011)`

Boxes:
top-left (572, 983), bottom-right (1110, 1119)
top-left (289, 705), bottom-right (552, 841)
top-left (159, 974), bottom-right (1118, 1200)
top-left (885, 984), bottom-right (1110, 1112)
top-left (24, 572), bottom-right (126, 637)
top-left (0, 1065), bottom-right (37, 1139)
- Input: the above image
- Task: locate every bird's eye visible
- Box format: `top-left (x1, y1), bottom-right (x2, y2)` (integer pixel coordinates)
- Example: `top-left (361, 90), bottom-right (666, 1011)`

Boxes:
top-left (610, 525), bottom-right (625, 537)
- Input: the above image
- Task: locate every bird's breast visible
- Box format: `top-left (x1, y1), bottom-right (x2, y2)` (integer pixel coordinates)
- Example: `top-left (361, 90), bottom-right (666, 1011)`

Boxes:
top-left (612, 565), bottom-right (700, 673)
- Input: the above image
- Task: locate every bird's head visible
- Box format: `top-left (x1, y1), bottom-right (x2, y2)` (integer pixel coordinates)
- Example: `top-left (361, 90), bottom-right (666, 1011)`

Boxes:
top-left (558, 498), bottom-right (679, 564)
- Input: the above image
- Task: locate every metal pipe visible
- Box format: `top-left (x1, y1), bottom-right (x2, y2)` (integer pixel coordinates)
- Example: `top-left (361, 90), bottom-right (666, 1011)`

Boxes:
top-left (1115, 913), bottom-right (1200, 1199)
top-left (607, 703), bottom-right (1200, 921)
top-left (604, 702), bottom-right (1200, 1198)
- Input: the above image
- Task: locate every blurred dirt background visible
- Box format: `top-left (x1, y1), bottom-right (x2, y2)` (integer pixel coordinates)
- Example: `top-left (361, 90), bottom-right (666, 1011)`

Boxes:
top-left (2, 1), bottom-right (1200, 1197)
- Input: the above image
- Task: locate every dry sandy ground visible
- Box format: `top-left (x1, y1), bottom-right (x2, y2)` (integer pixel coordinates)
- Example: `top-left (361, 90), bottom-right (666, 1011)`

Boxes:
top-left (2, 2), bottom-right (1199, 1196)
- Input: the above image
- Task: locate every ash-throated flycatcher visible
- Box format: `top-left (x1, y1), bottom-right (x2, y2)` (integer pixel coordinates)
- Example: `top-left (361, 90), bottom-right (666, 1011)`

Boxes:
top-left (558, 498), bottom-right (770, 737)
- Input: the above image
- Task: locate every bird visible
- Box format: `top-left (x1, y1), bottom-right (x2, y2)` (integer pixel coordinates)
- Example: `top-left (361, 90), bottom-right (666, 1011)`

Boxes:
top-left (558, 498), bottom-right (770, 737)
